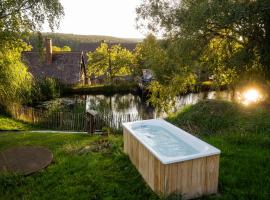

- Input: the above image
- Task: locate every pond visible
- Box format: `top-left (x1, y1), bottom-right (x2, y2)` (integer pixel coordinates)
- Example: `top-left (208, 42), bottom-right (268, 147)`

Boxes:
top-left (36, 90), bottom-right (237, 119)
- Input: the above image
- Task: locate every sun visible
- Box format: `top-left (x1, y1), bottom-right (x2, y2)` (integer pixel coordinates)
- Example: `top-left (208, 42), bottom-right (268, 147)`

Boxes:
top-left (242, 89), bottom-right (262, 105)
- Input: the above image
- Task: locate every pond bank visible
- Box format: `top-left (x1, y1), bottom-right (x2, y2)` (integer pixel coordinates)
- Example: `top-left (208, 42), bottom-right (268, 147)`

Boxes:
top-left (62, 81), bottom-right (228, 96)
top-left (62, 83), bottom-right (139, 95)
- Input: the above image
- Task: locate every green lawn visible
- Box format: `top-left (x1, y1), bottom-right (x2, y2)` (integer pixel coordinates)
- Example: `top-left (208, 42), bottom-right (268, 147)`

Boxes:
top-left (167, 100), bottom-right (270, 200)
top-left (0, 115), bottom-right (33, 131)
top-left (0, 133), bottom-right (159, 200)
top-left (0, 100), bottom-right (270, 199)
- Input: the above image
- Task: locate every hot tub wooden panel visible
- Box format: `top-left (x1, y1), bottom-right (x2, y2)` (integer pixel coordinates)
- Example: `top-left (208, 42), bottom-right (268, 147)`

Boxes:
top-left (123, 127), bottom-right (219, 199)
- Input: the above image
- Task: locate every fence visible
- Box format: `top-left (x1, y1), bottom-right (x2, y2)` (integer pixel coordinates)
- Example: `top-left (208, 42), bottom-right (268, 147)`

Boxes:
top-left (9, 104), bottom-right (155, 132)
top-left (10, 104), bottom-right (87, 131)
top-left (93, 112), bottom-right (154, 130)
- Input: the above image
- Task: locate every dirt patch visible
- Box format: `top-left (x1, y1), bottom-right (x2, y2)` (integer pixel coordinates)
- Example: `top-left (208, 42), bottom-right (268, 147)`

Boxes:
top-left (78, 139), bottom-right (112, 154)
top-left (0, 147), bottom-right (53, 175)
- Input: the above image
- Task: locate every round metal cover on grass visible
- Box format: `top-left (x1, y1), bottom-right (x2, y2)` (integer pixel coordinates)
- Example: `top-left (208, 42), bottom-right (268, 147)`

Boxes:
top-left (0, 147), bottom-right (53, 175)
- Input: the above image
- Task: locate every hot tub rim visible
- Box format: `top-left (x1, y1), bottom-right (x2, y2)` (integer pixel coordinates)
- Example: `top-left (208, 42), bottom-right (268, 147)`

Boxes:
top-left (123, 119), bottom-right (221, 164)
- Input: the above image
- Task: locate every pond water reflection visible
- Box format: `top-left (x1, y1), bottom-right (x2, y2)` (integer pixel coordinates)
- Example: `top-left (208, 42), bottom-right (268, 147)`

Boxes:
top-left (85, 93), bottom-right (155, 118)
top-left (37, 90), bottom-right (239, 119)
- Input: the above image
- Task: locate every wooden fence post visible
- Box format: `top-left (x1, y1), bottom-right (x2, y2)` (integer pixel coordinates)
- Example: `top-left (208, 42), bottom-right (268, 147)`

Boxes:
top-left (60, 112), bottom-right (63, 130)
top-left (86, 110), bottom-right (98, 134)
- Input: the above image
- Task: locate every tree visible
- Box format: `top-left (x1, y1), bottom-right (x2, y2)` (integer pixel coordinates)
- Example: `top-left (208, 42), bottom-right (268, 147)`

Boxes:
top-left (87, 42), bottom-right (134, 84)
top-left (110, 45), bottom-right (134, 78)
top-left (137, 0), bottom-right (270, 80)
top-left (52, 45), bottom-right (71, 52)
top-left (0, 41), bottom-right (32, 111)
top-left (87, 43), bottom-right (109, 78)
top-left (134, 34), bottom-right (173, 83)
top-left (62, 45), bottom-right (71, 51)
top-left (133, 35), bottom-right (196, 112)
top-left (0, 0), bottom-right (64, 110)
top-left (136, 0), bottom-right (270, 111)
top-left (0, 0), bottom-right (64, 45)
top-left (0, 0), bottom-right (64, 56)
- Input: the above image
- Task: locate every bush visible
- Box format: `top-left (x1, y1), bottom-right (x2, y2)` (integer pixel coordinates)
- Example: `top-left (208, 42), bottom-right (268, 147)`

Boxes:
top-left (29, 77), bottom-right (61, 105)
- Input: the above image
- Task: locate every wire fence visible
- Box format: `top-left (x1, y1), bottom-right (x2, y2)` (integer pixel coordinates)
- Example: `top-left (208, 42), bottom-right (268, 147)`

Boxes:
top-left (9, 104), bottom-right (155, 132)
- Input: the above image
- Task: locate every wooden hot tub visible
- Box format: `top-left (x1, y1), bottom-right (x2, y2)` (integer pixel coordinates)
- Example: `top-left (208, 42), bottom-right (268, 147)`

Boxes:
top-left (123, 119), bottom-right (220, 199)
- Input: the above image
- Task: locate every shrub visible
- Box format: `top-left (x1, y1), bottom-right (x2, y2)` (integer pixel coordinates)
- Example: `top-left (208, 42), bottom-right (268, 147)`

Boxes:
top-left (29, 77), bottom-right (61, 105)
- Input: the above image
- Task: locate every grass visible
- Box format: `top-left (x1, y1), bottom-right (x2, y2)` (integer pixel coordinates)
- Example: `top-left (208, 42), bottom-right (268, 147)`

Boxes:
top-left (0, 133), bottom-right (159, 200)
top-left (63, 82), bottom-right (139, 95)
top-left (0, 115), bottom-right (34, 131)
top-left (167, 100), bottom-right (270, 199)
top-left (1, 100), bottom-right (270, 199)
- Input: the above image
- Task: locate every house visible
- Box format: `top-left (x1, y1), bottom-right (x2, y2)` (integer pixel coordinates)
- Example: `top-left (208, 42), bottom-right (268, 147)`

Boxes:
top-left (22, 38), bottom-right (88, 85)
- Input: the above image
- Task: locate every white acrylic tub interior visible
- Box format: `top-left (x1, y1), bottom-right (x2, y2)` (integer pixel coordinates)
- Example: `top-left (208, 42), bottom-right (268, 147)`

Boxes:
top-left (123, 119), bottom-right (220, 164)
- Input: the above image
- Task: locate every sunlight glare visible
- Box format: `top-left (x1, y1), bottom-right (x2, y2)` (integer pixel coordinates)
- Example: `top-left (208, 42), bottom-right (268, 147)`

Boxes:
top-left (242, 89), bottom-right (262, 105)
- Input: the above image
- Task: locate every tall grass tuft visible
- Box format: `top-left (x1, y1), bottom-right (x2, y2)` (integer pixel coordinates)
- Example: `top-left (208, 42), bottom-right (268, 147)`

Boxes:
top-left (167, 99), bottom-right (270, 135)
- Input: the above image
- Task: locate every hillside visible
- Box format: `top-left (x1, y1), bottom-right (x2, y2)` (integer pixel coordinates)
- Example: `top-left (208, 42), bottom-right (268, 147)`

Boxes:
top-left (27, 33), bottom-right (141, 52)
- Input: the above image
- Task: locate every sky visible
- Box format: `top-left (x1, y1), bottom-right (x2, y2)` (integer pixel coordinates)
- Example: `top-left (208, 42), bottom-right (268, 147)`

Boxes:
top-left (43, 0), bottom-right (145, 39)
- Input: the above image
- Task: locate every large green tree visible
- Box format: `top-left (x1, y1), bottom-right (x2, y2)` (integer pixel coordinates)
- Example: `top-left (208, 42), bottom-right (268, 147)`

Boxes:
top-left (136, 0), bottom-right (270, 111)
top-left (134, 34), bottom-right (196, 111)
top-left (87, 42), bottom-right (134, 84)
top-left (137, 0), bottom-right (270, 79)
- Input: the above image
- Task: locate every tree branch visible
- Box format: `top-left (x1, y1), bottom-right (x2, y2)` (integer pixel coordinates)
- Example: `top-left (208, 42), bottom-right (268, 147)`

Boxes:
top-left (0, 1), bottom-right (36, 20)
top-left (205, 27), bottom-right (245, 45)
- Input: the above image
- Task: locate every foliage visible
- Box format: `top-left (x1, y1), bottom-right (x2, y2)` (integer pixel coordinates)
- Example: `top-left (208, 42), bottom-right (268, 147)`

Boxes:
top-left (0, 0), bottom-right (64, 46)
top-left (87, 42), bottom-right (134, 83)
top-left (0, 0), bottom-right (64, 110)
top-left (29, 77), bottom-right (61, 105)
top-left (0, 0), bottom-right (64, 56)
top-left (148, 72), bottom-right (196, 113)
top-left (136, 0), bottom-right (270, 110)
top-left (52, 45), bottom-right (71, 52)
top-left (134, 35), bottom-right (197, 112)
top-left (0, 41), bottom-right (32, 111)
top-left (0, 115), bottom-right (33, 131)
top-left (137, 0), bottom-right (270, 77)
top-left (134, 34), bottom-right (167, 78)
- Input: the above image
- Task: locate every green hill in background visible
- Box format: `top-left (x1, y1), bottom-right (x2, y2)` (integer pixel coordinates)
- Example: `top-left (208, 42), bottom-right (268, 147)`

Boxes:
top-left (27, 33), bottom-right (142, 52)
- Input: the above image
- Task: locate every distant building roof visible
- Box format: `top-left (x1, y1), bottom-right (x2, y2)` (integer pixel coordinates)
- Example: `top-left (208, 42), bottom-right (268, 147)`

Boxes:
top-left (22, 51), bottom-right (86, 85)
top-left (22, 38), bottom-right (87, 85)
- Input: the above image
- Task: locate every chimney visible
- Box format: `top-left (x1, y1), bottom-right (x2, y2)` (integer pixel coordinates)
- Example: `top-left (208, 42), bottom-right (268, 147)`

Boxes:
top-left (45, 38), bottom-right (52, 64)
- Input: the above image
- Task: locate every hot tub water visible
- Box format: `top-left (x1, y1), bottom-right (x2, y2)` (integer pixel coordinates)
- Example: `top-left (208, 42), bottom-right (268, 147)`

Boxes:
top-left (132, 124), bottom-right (199, 157)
